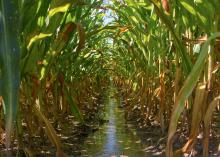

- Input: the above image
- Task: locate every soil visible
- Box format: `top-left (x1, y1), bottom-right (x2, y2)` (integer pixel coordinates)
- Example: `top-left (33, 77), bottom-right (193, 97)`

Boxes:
top-left (1, 97), bottom-right (220, 157)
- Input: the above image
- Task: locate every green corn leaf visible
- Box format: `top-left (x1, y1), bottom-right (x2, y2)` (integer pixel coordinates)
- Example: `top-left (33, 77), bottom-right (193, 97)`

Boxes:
top-left (150, 0), bottom-right (193, 74)
top-left (63, 84), bottom-right (84, 124)
top-left (180, 0), bottom-right (197, 16)
top-left (0, 0), bottom-right (20, 149)
top-left (27, 33), bottom-right (52, 50)
top-left (49, 3), bottom-right (71, 18)
top-left (167, 32), bottom-right (220, 156)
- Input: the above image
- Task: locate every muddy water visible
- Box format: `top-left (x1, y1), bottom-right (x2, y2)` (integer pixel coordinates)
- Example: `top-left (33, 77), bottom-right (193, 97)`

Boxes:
top-left (79, 88), bottom-right (151, 157)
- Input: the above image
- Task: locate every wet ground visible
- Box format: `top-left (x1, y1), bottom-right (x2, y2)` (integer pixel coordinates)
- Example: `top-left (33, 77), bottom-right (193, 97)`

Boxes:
top-left (79, 88), bottom-right (152, 157)
top-left (2, 87), bottom-right (220, 156)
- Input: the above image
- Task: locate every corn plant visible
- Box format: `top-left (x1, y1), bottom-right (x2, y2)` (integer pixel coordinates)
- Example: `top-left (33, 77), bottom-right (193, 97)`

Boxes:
top-left (111, 0), bottom-right (220, 157)
top-left (1, 0), bottom-right (220, 157)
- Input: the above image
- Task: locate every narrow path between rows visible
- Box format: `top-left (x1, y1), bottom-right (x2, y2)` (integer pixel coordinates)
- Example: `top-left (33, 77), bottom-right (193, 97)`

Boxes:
top-left (79, 87), bottom-right (151, 157)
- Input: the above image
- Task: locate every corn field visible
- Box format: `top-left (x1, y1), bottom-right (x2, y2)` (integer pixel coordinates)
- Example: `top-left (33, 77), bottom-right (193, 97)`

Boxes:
top-left (1, 0), bottom-right (220, 157)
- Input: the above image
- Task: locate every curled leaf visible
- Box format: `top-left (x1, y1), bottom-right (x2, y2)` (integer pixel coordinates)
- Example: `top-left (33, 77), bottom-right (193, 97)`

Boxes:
top-left (34, 100), bottom-right (68, 157)
top-left (75, 23), bottom-right (86, 53)
top-left (166, 32), bottom-right (220, 157)
top-left (49, 3), bottom-right (71, 17)
top-left (28, 33), bottom-right (52, 50)
top-left (161, 0), bottom-right (170, 13)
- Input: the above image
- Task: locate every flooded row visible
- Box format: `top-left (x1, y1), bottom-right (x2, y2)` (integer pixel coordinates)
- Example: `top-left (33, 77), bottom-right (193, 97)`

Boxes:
top-left (79, 88), bottom-right (151, 157)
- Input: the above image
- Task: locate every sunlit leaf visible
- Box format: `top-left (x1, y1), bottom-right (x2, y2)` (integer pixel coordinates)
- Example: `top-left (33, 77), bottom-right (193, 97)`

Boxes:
top-left (180, 0), bottom-right (197, 16)
top-left (167, 32), bottom-right (220, 156)
top-left (27, 33), bottom-right (52, 50)
top-left (49, 3), bottom-right (71, 17)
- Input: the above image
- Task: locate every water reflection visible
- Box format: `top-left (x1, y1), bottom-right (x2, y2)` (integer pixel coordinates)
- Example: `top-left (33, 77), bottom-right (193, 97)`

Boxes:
top-left (80, 88), bottom-right (151, 157)
top-left (103, 97), bottom-right (119, 157)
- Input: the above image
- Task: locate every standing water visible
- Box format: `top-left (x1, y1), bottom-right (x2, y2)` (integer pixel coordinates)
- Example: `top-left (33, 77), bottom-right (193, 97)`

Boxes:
top-left (79, 87), bottom-right (151, 157)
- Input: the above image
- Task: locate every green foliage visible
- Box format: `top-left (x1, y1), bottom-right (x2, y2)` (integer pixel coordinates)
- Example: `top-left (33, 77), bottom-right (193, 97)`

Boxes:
top-left (0, 0), bottom-right (20, 148)
top-left (0, 0), bottom-right (220, 156)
